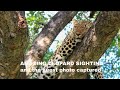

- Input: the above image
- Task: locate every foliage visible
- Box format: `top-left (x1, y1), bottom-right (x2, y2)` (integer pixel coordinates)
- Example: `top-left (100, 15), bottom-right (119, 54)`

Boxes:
top-left (43, 50), bottom-right (54, 62)
top-left (26, 11), bottom-right (49, 44)
top-left (100, 35), bottom-right (120, 79)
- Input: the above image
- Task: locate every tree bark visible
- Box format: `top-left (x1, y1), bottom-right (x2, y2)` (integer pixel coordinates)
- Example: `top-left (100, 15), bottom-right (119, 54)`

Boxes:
top-left (59, 11), bottom-right (120, 79)
top-left (0, 11), bottom-right (28, 79)
top-left (24, 11), bottom-right (78, 77)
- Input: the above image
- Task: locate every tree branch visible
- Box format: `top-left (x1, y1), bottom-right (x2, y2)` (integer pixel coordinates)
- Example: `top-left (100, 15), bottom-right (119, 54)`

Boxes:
top-left (24, 11), bottom-right (78, 76)
top-left (0, 11), bottom-right (28, 79)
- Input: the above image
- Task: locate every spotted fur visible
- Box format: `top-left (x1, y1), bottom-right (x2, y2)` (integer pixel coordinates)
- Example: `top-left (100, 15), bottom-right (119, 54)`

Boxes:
top-left (91, 66), bottom-right (103, 79)
top-left (31, 19), bottom-right (103, 79)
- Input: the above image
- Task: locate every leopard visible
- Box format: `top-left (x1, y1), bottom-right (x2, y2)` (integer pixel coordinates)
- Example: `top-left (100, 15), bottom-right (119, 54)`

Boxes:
top-left (31, 19), bottom-right (103, 79)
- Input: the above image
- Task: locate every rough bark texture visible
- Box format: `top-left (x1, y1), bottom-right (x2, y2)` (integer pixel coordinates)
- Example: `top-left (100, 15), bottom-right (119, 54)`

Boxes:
top-left (0, 11), bottom-right (28, 79)
top-left (24, 11), bottom-right (78, 76)
top-left (59, 11), bottom-right (120, 79)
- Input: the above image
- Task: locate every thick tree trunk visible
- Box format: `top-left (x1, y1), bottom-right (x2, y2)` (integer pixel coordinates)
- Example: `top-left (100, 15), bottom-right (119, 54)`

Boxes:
top-left (59, 11), bottom-right (120, 79)
top-left (0, 11), bottom-right (28, 79)
top-left (24, 11), bottom-right (78, 77)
